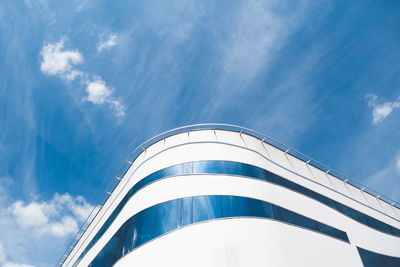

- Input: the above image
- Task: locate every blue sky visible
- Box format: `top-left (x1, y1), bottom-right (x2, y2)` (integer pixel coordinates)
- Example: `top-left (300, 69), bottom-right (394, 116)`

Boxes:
top-left (0, 0), bottom-right (399, 266)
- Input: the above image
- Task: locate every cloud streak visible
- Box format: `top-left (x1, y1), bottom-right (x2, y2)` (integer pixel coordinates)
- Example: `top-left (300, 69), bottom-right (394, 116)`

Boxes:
top-left (364, 150), bottom-right (400, 201)
top-left (366, 94), bottom-right (400, 125)
top-left (97, 34), bottom-right (117, 52)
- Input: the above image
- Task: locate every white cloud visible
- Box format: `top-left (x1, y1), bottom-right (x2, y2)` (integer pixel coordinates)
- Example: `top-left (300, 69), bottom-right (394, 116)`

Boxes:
top-left (366, 94), bottom-right (400, 125)
top-left (47, 216), bottom-right (78, 237)
top-left (84, 77), bottom-right (126, 117)
top-left (97, 34), bottom-right (117, 52)
top-left (11, 201), bottom-right (48, 229)
top-left (9, 193), bottom-right (93, 238)
top-left (40, 39), bottom-right (83, 81)
top-left (85, 78), bottom-right (112, 104)
top-left (2, 262), bottom-right (35, 267)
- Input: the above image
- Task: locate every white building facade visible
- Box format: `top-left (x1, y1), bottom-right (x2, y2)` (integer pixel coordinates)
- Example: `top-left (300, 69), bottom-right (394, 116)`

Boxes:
top-left (59, 124), bottom-right (400, 267)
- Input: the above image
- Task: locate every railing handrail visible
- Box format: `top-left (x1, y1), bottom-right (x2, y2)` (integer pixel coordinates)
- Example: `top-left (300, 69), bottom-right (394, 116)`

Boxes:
top-left (56, 123), bottom-right (400, 267)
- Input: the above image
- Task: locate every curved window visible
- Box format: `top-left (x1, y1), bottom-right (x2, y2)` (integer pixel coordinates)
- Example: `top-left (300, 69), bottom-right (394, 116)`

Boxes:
top-left (74, 161), bottom-right (400, 265)
top-left (357, 247), bottom-right (400, 266)
top-left (89, 195), bottom-right (349, 266)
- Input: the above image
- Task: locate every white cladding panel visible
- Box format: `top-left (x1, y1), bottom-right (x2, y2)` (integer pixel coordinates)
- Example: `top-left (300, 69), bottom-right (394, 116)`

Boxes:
top-left (64, 129), bottom-right (400, 267)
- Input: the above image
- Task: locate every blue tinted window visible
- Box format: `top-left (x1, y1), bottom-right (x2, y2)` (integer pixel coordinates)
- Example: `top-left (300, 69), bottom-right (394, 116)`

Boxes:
top-left (154, 199), bottom-right (180, 238)
top-left (89, 231), bottom-right (118, 267)
top-left (204, 161), bottom-right (219, 173)
top-left (193, 161), bottom-right (219, 174)
top-left (182, 162), bottom-right (193, 174)
top-left (243, 164), bottom-right (265, 180)
top-left (278, 207), bottom-right (317, 231)
top-left (193, 195), bottom-right (222, 222)
top-left (221, 196), bottom-right (250, 217)
top-left (162, 164), bottom-right (182, 177)
top-left (248, 198), bottom-right (273, 219)
top-left (220, 161), bottom-right (243, 176)
top-left (116, 217), bottom-right (135, 259)
top-left (358, 247), bottom-right (400, 267)
top-left (133, 206), bottom-right (155, 248)
top-left (146, 171), bottom-right (161, 184)
top-left (316, 222), bottom-right (349, 242)
top-left (181, 197), bottom-right (193, 226)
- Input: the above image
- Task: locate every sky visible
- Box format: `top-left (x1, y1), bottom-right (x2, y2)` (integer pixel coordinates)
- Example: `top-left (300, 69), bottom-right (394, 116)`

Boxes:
top-left (0, 0), bottom-right (399, 266)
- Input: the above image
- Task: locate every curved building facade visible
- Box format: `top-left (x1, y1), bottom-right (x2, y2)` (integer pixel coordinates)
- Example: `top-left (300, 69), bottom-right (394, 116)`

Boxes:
top-left (59, 125), bottom-right (400, 267)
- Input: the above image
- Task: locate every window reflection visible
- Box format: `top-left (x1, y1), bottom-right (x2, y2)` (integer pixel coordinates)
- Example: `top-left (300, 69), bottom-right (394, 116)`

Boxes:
top-left (222, 196), bottom-right (250, 217)
top-left (154, 199), bottom-right (180, 238)
top-left (181, 197), bottom-right (193, 227)
top-left (248, 198), bottom-right (273, 218)
top-left (133, 206), bottom-right (155, 248)
top-left (193, 195), bottom-right (222, 222)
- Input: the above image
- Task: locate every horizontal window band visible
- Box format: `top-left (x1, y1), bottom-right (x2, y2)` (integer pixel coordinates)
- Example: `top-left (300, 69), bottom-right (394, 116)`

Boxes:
top-left (88, 195), bottom-right (349, 267)
top-left (357, 247), bottom-right (400, 266)
top-left (74, 161), bottom-right (400, 266)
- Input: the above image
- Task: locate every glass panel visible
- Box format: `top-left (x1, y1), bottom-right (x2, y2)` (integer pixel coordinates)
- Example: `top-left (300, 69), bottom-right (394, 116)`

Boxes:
top-left (181, 197), bottom-right (193, 226)
top-left (154, 199), bottom-right (181, 238)
top-left (162, 164), bottom-right (182, 177)
top-left (272, 204), bottom-right (283, 220)
top-left (220, 161), bottom-right (243, 176)
top-left (193, 161), bottom-right (218, 174)
top-left (316, 221), bottom-right (349, 242)
top-left (89, 231), bottom-right (118, 267)
top-left (265, 171), bottom-right (277, 183)
top-left (147, 171), bottom-right (162, 184)
top-left (133, 206), bottom-right (156, 248)
top-left (248, 198), bottom-right (273, 218)
top-left (221, 195), bottom-right (250, 217)
top-left (243, 164), bottom-right (266, 180)
top-left (278, 207), bottom-right (317, 231)
top-left (203, 161), bottom-right (220, 174)
top-left (116, 217), bottom-right (135, 259)
top-left (182, 162), bottom-right (193, 174)
top-left (358, 247), bottom-right (400, 267)
top-left (193, 195), bottom-right (222, 223)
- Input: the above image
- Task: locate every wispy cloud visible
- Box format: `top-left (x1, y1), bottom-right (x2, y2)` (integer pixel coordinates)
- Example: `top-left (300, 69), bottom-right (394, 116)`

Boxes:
top-left (0, 244), bottom-right (5, 262)
top-left (396, 152), bottom-right (400, 172)
top-left (2, 262), bottom-right (34, 267)
top-left (40, 38), bottom-right (83, 81)
top-left (364, 150), bottom-right (400, 201)
top-left (203, 0), bottom-right (317, 122)
top-left (97, 34), bottom-right (117, 52)
top-left (366, 94), bottom-right (400, 125)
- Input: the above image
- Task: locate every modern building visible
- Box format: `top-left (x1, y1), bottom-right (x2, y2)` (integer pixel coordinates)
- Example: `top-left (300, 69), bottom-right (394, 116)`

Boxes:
top-left (58, 124), bottom-right (400, 267)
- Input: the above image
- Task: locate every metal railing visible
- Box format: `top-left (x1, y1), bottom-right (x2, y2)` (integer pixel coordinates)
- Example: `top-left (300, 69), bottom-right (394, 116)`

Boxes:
top-left (56, 123), bottom-right (400, 266)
